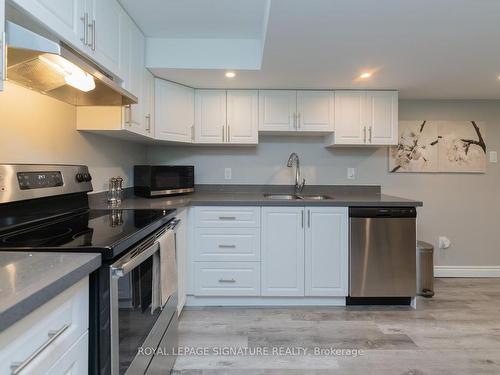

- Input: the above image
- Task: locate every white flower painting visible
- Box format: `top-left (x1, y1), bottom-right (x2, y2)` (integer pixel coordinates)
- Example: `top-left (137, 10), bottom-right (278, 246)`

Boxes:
top-left (389, 121), bottom-right (486, 173)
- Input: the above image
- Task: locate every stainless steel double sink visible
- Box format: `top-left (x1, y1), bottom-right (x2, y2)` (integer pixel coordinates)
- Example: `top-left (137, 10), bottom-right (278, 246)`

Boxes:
top-left (263, 194), bottom-right (334, 200)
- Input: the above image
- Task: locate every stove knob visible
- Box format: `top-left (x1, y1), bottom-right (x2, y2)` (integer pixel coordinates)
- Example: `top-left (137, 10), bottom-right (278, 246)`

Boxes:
top-left (76, 173), bottom-right (85, 182)
top-left (83, 173), bottom-right (92, 182)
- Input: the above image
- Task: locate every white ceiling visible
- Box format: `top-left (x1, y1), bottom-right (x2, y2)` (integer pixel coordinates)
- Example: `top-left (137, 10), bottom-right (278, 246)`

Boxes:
top-left (122, 0), bottom-right (500, 99)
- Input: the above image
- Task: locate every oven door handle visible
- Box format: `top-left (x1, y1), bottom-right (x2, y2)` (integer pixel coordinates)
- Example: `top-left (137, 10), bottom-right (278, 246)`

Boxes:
top-left (111, 241), bottom-right (160, 277)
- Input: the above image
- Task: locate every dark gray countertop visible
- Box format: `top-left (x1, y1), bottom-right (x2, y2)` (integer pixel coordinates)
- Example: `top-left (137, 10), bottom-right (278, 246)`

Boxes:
top-left (0, 252), bottom-right (101, 332)
top-left (89, 184), bottom-right (423, 209)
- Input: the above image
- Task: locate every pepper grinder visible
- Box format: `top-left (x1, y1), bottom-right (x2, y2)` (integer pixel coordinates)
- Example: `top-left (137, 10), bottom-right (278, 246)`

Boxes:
top-left (116, 177), bottom-right (123, 204)
top-left (108, 177), bottom-right (118, 205)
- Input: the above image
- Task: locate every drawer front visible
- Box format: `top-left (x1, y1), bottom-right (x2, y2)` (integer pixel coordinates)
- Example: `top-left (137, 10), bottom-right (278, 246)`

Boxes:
top-left (194, 228), bottom-right (261, 261)
top-left (44, 332), bottom-right (88, 375)
top-left (194, 262), bottom-right (260, 296)
top-left (0, 277), bottom-right (89, 375)
top-left (194, 207), bottom-right (261, 227)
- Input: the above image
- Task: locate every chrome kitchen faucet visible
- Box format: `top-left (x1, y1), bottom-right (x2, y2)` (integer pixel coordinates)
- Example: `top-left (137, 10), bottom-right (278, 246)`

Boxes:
top-left (287, 152), bottom-right (306, 193)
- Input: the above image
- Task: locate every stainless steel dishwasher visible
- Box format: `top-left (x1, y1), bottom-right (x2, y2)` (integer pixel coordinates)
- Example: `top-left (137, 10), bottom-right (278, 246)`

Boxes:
top-left (349, 207), bottom-right (417, 300)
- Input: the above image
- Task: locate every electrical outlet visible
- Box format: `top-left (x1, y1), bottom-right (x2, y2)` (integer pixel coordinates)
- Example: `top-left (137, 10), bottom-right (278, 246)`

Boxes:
top-left (489, 151), bottom-right (497, 163)
top-left (224, 168), bottom-right (232, 180)
top-left (347, 168), bottom-right (355, 180)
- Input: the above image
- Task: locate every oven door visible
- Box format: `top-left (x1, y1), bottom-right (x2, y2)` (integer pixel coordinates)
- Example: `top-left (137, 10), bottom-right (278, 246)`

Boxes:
top-left (109, 220), bottom-right (180, 375)
top-left (150, 166), bottom-right (194, 196)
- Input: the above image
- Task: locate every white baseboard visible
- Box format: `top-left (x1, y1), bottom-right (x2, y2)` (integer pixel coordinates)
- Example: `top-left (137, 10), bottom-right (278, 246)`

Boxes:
top-left (186, 296), bottom-right (346, 307)
top-left (434, 266), bottom-right (500, 278)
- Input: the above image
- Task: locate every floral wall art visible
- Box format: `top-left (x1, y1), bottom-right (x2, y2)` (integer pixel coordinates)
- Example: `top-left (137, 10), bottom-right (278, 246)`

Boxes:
top-left (389, 120), bottom-right (486, 173)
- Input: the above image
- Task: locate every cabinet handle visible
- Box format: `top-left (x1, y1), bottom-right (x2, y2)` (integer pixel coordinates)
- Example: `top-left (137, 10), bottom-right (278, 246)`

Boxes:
top-left (218, 244), bottom-right (236, 248)
top-left (1, 32), bottom-right (6, 81)
top-left (298, 113), bottom-right (301, 129)
top-left (10, 324), bottom-right (69, 375)
top-left (227, 125), bottom-right (230, 142)
top-left (218, 216), bottom-right (236, 220)
top-left (145, 114), bottom-right (151, 132)
top-left (81, 13), bottom-right (89, 45)
top-left (191, 125), bottom-right (195, 142)
top-left (307, 209), bottom-right (310, 228)
top-left (222, 126), bottom-right (225, 142)
top-left (125, 105), bottom-right (132, 126)
top-left (301, 210), bottom-right (304, 228)
top-left (219, 278), bottom-right (236, 283)
top-left (363, 126), bottom-right (367, 143)
top-left (293, 113), bottom-right (297, 129)
top-left (369, 126), bottom-right (372, 143)
top-left (91, 19), bottom-right (96, 51)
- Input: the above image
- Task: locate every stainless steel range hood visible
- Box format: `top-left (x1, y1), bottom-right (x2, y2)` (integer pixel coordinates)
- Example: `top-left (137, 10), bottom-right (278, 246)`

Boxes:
top-left (5, 21), bottom-right (137, 106)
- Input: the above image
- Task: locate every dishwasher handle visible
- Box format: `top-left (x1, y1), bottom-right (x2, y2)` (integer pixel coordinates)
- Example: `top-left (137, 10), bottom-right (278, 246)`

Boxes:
top-left (349, 207), bottom-right (416, 218)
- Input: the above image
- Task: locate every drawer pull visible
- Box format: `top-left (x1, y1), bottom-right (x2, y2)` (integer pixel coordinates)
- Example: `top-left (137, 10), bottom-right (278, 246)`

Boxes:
top-left (10, 324), bottom-right (70, 374)
top-left (218, 216), bottom-right (236, 220)
top-left (218, 244), bottom-right (236, 248)
top-left (218, 278), bottom-right (236, 283)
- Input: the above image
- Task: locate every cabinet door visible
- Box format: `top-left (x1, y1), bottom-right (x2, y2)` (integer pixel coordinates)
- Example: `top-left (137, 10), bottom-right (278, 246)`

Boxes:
top-left (11, 0), bottom-right (86, 52)
top-left (0, 0), bottom-right (4, 91)
top-left (261, 207), bottom-right (305, 296)
top-left (44, 332), bottom-right (88, 375)
top-left (296, 91), bottom-right (334, 132)
top-left (195, 90), bottom-right (226, 144)
top-left (227, 90), bottom-right (258, 144)
top-left (258, 90), bottom-right (296, 131)
top-left (155, 79), bottom-right (194, 143)
top-left (88, 0), bottom-right (121, 76)
top-left (123, 22), bottom-right (146, 134)
top-left (305, 207), bottom-right (348, 297)
top-left (366, 91), bottom-right (398, 145)
top-left (143, 70), bottom-right (155, 137)
top-left (333, 91), bottom-right (366, 145)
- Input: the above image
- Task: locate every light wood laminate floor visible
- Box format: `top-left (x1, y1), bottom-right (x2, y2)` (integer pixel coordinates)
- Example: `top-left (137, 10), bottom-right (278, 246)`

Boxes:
top-left (173, 278), bottom-right (500, 374)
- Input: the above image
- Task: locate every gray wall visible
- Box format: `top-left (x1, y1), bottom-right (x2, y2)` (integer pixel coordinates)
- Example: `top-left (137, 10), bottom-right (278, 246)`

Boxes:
top-left (0, 83), bottom-right (146, 191)
top-left (147, 100), bottom-right (500, 268)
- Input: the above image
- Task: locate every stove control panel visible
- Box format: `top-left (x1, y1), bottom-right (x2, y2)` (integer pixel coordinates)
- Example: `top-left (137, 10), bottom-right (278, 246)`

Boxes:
top-left (0, 165), bottom-right (93, 204)
top-left (17, 171), bottom-right (64, 190)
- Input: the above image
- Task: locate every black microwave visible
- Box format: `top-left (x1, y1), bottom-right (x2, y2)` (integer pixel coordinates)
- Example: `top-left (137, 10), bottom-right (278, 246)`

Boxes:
top-left (134, 165), bottom-right (194, 198)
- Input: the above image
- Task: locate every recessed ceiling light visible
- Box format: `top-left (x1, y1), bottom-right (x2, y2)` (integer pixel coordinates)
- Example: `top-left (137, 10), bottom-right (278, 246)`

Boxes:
top-left (359, 72), bottom-right (372, 79)
top-left (225, 71), bottom-right (236, 78)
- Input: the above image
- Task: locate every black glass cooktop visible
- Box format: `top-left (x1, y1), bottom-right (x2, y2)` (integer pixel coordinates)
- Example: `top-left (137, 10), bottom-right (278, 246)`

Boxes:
top-left (0, 208), bottom-right (175, 259)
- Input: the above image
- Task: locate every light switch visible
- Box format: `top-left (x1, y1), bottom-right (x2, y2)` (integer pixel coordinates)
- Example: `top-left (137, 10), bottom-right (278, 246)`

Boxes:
top-left (489, 151), bottom-right (497, 163)
top-left (224, 168), bottom-right (232, 180)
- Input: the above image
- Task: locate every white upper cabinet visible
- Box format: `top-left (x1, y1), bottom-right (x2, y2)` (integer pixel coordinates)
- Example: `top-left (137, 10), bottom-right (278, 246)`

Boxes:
top-left (226, 90), bottom-right (258, 144)
top-left (261, 207), bottom-right (305, 297)
top-left (88, 0), bottom-right (121, 76)
top-left (143, 69), bottom-right (155, 136)
top-left (333, 91), bottom-right (366, 145)
top-left (10, 0), bottom-right (86, 53)
top-left (305, 207), bottom-right (348, 297)
top-left (0, 0), bottom-right (4, 91)
top-left (296, 91), bottom-right (334, 132)
top-left (330, 90), bottom-right (398, 146)
top-left (155, 79), bottom-right (194, 143)
top-left (258, 90), bottom-right (296, 131)
top-left (11, 0), bottom-right (125, 79)
top-left (365, 91), bottom-right (398, 145)
top-left (259, 90), bottom-right (334, 133)
top-left (195, 90), bottom-right (227, 144)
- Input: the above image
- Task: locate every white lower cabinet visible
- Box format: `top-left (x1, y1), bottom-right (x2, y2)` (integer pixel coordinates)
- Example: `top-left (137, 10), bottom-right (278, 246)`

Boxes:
top-left (0, 277), bottom-right (89, 375)
top-left (305, 207), bottom-right (348, 296)
top-left (261, 207), bottom-right (305, 296)
top-left (189, 205), bottom-right (348, 304)
top-left (44, 331), bottom-right (88, 375)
